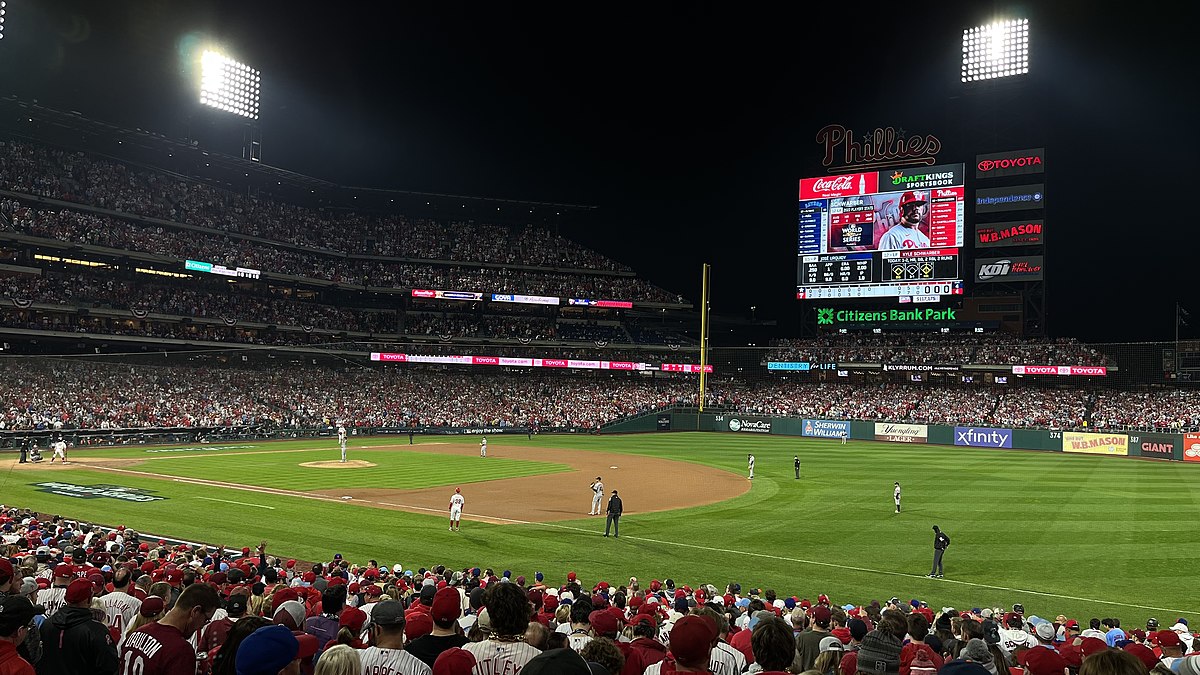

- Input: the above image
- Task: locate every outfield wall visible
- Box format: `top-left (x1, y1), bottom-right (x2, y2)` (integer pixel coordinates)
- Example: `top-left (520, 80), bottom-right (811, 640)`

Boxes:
top-left (609, 410), bottom-right (1196, 463)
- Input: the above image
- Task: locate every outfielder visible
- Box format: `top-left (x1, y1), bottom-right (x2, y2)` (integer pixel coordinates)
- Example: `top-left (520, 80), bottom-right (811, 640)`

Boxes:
top-left (841, 430), bottom-right (848, 445)
top-left (337, 424), bottom-right (348, 462)
top-left (747, 454), bottom-right (755, 480)
top-left (589, 477), bottom-right (604, 515)
top-left (449, 487), bottom-right (465, 531)
top-left (894, 482), bottom-right (902, 513)
top-left (480, 436), bottom-right (487, 457)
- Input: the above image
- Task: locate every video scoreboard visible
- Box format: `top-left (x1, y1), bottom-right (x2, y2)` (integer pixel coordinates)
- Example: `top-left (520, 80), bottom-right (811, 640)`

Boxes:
top-left (796, 163), bottom-right (966, 301)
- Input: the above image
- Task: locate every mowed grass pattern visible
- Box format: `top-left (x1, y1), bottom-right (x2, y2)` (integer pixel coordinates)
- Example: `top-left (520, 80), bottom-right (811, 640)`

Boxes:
top-left (124, 448), bottom-right (568, 491)
top-left (5, 432), bottom-right (1199, 621)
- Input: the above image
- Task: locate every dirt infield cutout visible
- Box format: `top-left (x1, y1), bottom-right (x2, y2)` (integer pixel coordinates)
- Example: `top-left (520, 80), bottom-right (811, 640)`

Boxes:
top-left (299, 460), bottom-right (378, 469)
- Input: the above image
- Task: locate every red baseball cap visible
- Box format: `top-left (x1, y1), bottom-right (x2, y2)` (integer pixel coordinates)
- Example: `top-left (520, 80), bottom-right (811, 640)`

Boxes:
top-left (670, 615), bottom-right (718, 665)
top-left (53, 563), bottom-right (74, 578)
top-left (1081, 637), bottom-right (1109, 657)
top-left (432, 648), bottom-right (476, 675)
top-left (1124, 643), bottom-right (1158, 672)
top-left (1156, 630), bottom-right (1183, 648)
top-left (65, 578), bottom-right (93, 604)
top-left (405, 612), bottom-right (433, 640)
top-left (1017, 647), bottom-right (1069, 675)
top-left (589, 610), bottom-right (619, 635)
top-left (431, 588), bottom-right (461, 623)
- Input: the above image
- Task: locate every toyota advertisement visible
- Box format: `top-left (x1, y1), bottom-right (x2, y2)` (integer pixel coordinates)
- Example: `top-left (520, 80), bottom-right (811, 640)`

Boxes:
top-left (802, 419), bottom-right (850, 439)
top-left (954, 427), bottom-right (1013, 448)
top-left (874, 423), bottom-right (928, 443)
top-left (975, 148), bottom-right (1045, 178)
top-left (1012, 365), bottom-right (1108, 377)
top-left (1062, 432), bottom-right (1129, 456)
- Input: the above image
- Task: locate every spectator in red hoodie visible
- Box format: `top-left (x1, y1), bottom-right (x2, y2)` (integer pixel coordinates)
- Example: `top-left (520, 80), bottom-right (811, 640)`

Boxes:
top-left (902, 613), bottom-right (945, 675)
top-left (623, 614), bottom-right (667, 675)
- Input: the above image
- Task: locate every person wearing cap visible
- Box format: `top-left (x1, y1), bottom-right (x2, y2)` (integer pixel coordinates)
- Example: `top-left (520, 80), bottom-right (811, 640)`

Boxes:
top-left (121, 583), bottom-right (222, 675)
top-left (0, 560), bottom-right (41, 667)
top-left (604, 490), bottom-right (623, 538)
top-left (34, 563), bottom-right (73, 619)
top-left (794, 455), bottom-right (801, 480)
top-left (459, 583), bottom-right (541, 672)
top-left (1155, 630), bottom-right (1184, 668)
top-left (797, 605), bottom-right (835, 671)
top-left (448, 488), bottom-right (465, 533)
top-left (356, 600), bottom-right (430, 675)
top-left (644, 614), bottom-right (718, 673)
top-left (405, 588), bottom-right (468, 668)
top-left (36, 578), bottom-right (118, 674)
top-left (0, 596), bottom-right (43, 675)
top-left (198, 593), bottom-right (249, 673)
top-left (590, 477), bottom-right (605, 516)
top-left (854, 629), bottom-right (903, 675)
top-left (626, 613), bottom-right (667, 674)
top-left (1016, 641), bottom-right (1069, 675)
top-left (236, 624), bottom-right (319, 675)
top-left (928, 526), bottom-right (950, 579)
top-left (748, 454), bottom-right (755, 480)
top-left (693, 606), bottom-right (746, 675)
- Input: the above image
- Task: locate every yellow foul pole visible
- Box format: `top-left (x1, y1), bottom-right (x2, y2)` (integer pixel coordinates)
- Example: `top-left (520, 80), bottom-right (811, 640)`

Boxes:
top-left (699, 263), bottom-right (710, 411)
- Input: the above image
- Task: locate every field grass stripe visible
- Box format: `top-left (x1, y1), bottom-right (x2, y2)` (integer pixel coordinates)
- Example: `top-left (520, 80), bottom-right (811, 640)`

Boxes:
top-left (196, 496), bottom-right (275, 509)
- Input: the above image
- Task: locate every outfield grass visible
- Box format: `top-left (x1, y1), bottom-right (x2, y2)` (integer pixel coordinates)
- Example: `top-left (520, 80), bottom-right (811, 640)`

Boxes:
top-left (4, 432), bottom-right (1197, 621)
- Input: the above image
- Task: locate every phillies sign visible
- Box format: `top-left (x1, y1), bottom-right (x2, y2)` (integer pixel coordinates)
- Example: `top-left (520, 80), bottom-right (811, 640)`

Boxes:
top-left (1012, 365), bottom-right (1108, 377)
top-left (816, 124), bottom-right (943, 171)
top-left (976, 148), bottom-right (1045, 178)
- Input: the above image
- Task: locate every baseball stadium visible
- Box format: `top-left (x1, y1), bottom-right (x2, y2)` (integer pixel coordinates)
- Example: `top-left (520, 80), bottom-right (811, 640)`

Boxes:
top-left (0, 4), bottom-right (1195, 675)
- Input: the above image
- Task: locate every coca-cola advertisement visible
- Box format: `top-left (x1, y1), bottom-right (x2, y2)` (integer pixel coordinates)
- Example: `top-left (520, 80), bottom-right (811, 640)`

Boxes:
top-left (799, 172), bottom-right (879, 199)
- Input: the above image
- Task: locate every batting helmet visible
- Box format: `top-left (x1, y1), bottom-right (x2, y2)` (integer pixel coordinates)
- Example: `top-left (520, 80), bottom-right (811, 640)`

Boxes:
top-left (899, 191), bottom-right (927, 209)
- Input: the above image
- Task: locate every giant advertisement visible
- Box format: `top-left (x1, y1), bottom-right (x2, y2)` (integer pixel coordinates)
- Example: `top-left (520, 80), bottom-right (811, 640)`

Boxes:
top-left (953, 426), bottom-right (1013, 448)
top-left (1128, 433), bottom-right (1176, 459)
top-left (796, 164), bottom-right (965, 300)
top-left (1184, 433), bottom-right (1200, 462)
top-left (975, 220), bottom-right (1044, 248)
top-left (802, 419), bottom-right (850, 439)
top-left (874, 422), bottom-right (928, 443)
top-left (975, 256), bottom-right (1045, 283)
top-left (1063, 432), bottom-right (1129, 456)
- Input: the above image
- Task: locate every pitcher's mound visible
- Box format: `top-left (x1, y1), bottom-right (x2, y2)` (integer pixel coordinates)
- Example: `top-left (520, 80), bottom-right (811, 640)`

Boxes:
top-left (300, 460), bottom-right (377, 469)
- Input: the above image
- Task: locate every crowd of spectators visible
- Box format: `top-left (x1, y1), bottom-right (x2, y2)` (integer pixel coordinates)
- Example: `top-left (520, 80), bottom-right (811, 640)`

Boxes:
top-left (403, 313), bottom-right (557, 341)
top-left (1, 358), bottom-right (1198, 433)
top-left (0, 203), bottom-right (681, 302)
top-left (766, 336), bottom-right (1113, 368)
top-left (0, 506), bottom-right (1194, 675)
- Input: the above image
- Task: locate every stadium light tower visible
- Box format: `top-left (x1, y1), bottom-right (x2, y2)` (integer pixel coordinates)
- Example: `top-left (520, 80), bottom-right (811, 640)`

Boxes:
top-left (0, 2), bottom-right (7, 40)
top-left (962, 19), bottom-right (1029, 82)
top-left (199, 50), bottom-right (260, 119)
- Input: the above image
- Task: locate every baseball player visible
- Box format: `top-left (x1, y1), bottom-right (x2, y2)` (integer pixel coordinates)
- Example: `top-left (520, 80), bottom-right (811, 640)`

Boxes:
top-left (480, 436), bottom-right (487, 457)
top-left (894, 482), bottom-right (902, 513)
top-left (747, 454), bottom-right (755, 480)
top-left (589, 477), bottom-right (604, 515)
top-left (449, 488), bottom-right (465, 531)
top-left (840, 430), bottom-right (848, 445)
top-left (878, 191), bottom-right (931, 250)
top-left (50, 436), bottom-right (68, 464)
top-left (794, 455), bottom-right (800, 479)
top-left (337, 424), bottom-right (348, 462)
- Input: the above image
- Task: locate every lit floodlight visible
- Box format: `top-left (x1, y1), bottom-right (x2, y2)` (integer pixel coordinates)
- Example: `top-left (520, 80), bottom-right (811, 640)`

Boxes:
top-left (199, 50), bottom-right (260, 120)
top-left (961, 19), bottom-right (1028, 83)
top-left (0, 2), bottom-right (6, 40)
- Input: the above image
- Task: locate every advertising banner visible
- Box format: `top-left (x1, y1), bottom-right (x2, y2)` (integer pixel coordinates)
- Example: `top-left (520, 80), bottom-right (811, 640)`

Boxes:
top-left (411, 289), bottom-right (484, 301)
top-left (661, 364), bottom-right (714, 373)
top-left (883, 364), bottom-right (962, 373)
top-left (874, 422), bottom-right (928, 443)
top-left (725, 416), bottom-right (773, 434)
top-left (768, 362), bottom-right (811, 371)
top-left (975, 256), bottom-right (1045, 283)
top-left (491, 294), bottom-right (559, 305)
top-left (1184, 433), bottom-right (1200, 462)
top-left (975, 148), bottom-right (1045, 178)
top-left (1128, 433), bottom-right (1177, 459)
top-left (1012, 365), bottom-right (1108, 377)
top-left (369, 352), bottom-right (646, 371)
top-left (568, 299), bottom-right (635, 309)
top-left (1063, 432), bottom-right (1129, 456)
top-left (975, 184), bottom-right (1045, 213)
top-left (975, 220), bottom-right (1044, 248)
top-left (953, 426), bottom-right (1013, 448)
top-left (799, 172), bottom-right (880, 200)
top-left (802, 419), bottom-right (850, 439)
top-left (656, 414), bottom-right (672, 431)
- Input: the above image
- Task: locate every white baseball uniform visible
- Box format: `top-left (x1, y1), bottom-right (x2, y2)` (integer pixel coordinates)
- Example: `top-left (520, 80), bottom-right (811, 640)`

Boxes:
top-left (748, 455), bottom-right (755, 479)
top-left (52, 441), bottom-right (67, 461)
top-left (878, 223), bottom-right (930, 250)
top-left (590, 480), bottom-right (604, 515)
top-left (338, 426), bottom-right (348, 462)
top-left (460, 640), bottom-right (541, 673)
top-left (100, 590), bottom-right (141, 641)
top-left (450, 493), bottom-right (465, 520)
top-left (894, 484), bottom-right (902, 512)
top-left (480, 437), bottom-right (487, 457)
top-left (356, 646), bottom-right (432, 675)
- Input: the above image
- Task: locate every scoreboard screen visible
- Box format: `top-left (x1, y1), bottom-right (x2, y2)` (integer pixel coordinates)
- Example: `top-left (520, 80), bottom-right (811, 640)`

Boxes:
top-left (796, 163), bottom-right (966, 301)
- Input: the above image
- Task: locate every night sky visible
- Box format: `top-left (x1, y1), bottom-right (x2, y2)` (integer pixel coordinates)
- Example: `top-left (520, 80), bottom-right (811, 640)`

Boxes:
top-left (1, 1), bottom-right (1195, 342)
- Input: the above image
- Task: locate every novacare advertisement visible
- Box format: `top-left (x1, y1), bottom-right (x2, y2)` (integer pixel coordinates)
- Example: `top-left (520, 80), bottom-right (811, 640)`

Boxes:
top-left (725, 417), bottom-right (772, 434)
top-left (953, 427), bottom-right (1013, 448)
top-left (874, 423), bottom-right (928, 443)
top-left (802, 419), bottom-right (850, 439)
top-left (1062, 432), bottom-right (1128, 456)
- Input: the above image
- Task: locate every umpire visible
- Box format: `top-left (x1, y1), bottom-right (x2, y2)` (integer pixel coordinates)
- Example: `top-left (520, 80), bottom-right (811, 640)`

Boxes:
top-left (929, 525), bottom-right (950, 578)
top-left (604, 490), bottom-right (623, 538)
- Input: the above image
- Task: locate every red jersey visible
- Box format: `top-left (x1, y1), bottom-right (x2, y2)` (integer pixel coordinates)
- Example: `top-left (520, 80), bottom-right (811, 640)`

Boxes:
top-left (120, 621), bottom-right (197, 675)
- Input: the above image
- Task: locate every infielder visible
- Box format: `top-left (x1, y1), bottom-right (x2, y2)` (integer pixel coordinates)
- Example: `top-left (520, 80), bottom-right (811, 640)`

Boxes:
top-left (449, 487), bottom-right (465, 531)
top-left (589, 476), bottom-right (604, 515)
top-left (747, 454), bottom-right (755, 480)
top-left (50, 436), bottom-right (68, 464)
top-left (337, 424), bottom-right (348, 462)
top-left (894, 482), bottom-right (902, 513)
top-left (480, 436), bottom-right (487, 457)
